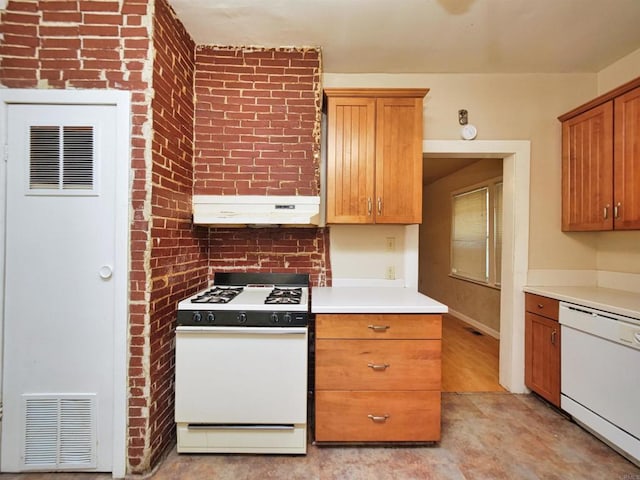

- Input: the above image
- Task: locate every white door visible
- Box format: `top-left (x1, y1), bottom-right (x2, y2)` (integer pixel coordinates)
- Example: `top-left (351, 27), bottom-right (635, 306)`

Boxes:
top-left (2, 104), bottom-right (117, 472)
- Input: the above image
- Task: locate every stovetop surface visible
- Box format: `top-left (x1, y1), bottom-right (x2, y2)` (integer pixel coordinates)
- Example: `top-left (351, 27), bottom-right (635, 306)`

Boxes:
top-left (178, 285), bottom-right (308, 312)
top-left (176, 272), bottom-right (310, 327)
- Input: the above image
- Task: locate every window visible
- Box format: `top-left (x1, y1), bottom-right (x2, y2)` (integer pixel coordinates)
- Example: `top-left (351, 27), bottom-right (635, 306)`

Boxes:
top-left (451, 178), bottom-right (502, 287)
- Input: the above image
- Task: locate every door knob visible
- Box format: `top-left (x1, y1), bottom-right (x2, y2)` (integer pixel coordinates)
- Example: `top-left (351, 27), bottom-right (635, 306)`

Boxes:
top-left (99, 265), bottom-right (113, 279)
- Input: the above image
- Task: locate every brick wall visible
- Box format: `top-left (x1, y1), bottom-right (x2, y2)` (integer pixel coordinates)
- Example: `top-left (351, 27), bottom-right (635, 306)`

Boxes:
top-left (149, 0), bottom-right (209, 469)
top-left (0, 0), bottom-right (156, 473)
top-left (194, 46), bottom-right (321, 196)
top-left (194, 47), bottom-right (331, 286)
top-left (209, 228), bottom-right (331, 286)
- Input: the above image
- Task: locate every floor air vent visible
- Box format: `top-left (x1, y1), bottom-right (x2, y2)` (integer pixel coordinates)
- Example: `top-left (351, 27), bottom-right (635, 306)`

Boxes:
top-left (22, 394), bottom-right (97, 470)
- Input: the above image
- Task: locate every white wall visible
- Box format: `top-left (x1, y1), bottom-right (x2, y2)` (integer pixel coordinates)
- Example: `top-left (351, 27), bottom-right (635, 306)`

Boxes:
top-left (329, 225), bottom-right (408, 286)
top-left (597, 47), bottom-right (640, 93)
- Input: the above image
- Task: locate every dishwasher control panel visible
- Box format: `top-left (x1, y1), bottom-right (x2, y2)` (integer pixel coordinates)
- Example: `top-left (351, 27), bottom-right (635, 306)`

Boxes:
top-left (559, 302), bottom-right (640, 351)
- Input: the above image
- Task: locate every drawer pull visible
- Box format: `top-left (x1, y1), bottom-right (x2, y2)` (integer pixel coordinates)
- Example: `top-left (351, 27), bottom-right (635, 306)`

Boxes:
top-left (537, 304), bottom-right (544, 309)
top-left (367, 414), bottom-right (389, 423)
top-left (367, 362), bottom-right (390, 371)
top-left (368, 325), bottom-right (390, 332)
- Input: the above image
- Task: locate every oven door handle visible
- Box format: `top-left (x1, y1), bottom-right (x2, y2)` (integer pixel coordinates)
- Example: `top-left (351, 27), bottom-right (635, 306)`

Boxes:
top-left (176, 326), bottom-right (307, 335)
top-left (188, 424), bottom-right (295, 431)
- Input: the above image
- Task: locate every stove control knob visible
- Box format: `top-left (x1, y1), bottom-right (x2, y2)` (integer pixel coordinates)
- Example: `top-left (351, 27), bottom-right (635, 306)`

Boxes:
top-left (206, 312), bottom-right (215, 323)
top-left (283, 313), bottom-right (292, 324)
top-left (238, 312), bottom-right (247, 324)
top-left (193, 312), bottom-right (202, 323)
top-left (270, 313), bottom-right (279, 323)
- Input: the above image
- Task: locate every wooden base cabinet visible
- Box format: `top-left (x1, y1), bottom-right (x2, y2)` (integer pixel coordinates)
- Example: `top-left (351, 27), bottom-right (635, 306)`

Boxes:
top-left (524, 294), bottom-right (561, 407)
top-left (314, 314), bottom-right (442, 443)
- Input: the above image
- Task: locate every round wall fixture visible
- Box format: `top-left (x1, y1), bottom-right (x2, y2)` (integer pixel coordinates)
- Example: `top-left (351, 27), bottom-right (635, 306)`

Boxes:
top-left (461, 124), bottom-right (477, 140)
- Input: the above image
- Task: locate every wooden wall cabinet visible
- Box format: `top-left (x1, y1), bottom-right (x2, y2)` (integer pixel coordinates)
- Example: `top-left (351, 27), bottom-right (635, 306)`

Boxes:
top-left (524, 293), bottom-right (561, 407)
top-left (324, 88), bottom-right (429, 224)
top-left (314, 313), bottom-right (441, 443)
top-left (560, 78), bottom-right (640, 231)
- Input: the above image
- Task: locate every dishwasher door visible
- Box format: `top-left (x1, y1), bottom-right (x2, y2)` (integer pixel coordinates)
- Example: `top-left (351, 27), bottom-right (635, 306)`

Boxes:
top-left (559, 302), bottom-right (640, 463)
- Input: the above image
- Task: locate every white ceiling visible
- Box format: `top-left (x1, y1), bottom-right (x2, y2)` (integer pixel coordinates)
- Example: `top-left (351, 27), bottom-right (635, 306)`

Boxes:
top-left (167, 0), bottom-right (640, 74)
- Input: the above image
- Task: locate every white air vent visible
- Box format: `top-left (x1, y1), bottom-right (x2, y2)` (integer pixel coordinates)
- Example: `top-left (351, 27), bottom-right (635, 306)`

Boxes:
top-left (29, 126), bottom-right (95, 194)
top-left (22, 394), bottom-right (97, 470)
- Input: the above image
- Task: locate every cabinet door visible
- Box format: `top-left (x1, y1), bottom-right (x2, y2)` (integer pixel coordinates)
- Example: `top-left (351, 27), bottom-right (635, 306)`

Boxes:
top-left (614, 86), bottom-right (640, 230)
top-left (524, 312), bottom-right (561, 406)
top-left (326, 97), bottom-right (376, 223)
top-left (561, 102), bottom-right (614, 231)
top-left (375, 97), bottom-right (424, 224)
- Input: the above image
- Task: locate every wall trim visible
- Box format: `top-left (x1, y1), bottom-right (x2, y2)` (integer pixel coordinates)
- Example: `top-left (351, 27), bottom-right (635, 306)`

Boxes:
top-left (447, 308), bottom-right (500, 339)
top-left (423, 139), bottom-right (531, 394)
top-left (0, 89), bottom-right (130, 478)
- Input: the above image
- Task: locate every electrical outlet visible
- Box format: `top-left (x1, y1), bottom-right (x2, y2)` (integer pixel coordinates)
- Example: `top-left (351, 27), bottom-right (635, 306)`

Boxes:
top-left (385, 237), bottom-right (395, 251)
top-left (386, 266), bottom-right (396, 280)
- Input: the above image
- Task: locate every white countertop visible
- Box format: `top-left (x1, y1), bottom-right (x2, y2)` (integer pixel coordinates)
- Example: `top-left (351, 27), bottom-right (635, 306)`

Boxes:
top-left (311, 287), bottom-right (448, 314)
top-left (523, 285), bottom-right (640, 320)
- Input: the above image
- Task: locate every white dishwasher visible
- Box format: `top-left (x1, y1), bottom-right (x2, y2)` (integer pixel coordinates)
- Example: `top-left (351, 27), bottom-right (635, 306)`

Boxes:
top-left (559, 302), bottom-right (640, 466)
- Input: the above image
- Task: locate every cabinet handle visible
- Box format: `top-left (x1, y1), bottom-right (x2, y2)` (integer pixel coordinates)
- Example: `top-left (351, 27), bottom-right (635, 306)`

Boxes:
top-left (537, 304), bottom-right (544, 309)
top-left (603, 204), bottom-right (610, 219)
top-left (367, 197), bottom-right (372, 215)
top-left (377, 197), bottom-right (382, 215)
top-left (367, 414), bottom-right (389, 423)
top-left (551, 329), bottom-right (557, 345)
top-left (614, 202), bottom-right (621, 219)
top-left (367, 362), bottom-right (390, 371)
top-left (367, 325), bottom-right (390, 332)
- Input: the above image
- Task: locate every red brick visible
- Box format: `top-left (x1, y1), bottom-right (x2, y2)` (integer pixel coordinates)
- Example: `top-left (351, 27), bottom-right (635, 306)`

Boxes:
top-left (0, 45), bottom-right (37, 57)
top-left (6, 1), bottom-right (39, 12)
top-left (82, 12), bottom-right (123, 24)
top-left (42, 11), bottom-right (82, 22)
top-left (78, 24), bottom-right (119, 36)
top-left (2, 11), bottom-right (40, 23)
top-left (79, 0), bottom-right (120, 12)
top-left (2, 34), bottom-right (38, 50)
top-left (38, 1), bottom-right (79, 12)
top-left (38, 25), bottom-right (80, 36)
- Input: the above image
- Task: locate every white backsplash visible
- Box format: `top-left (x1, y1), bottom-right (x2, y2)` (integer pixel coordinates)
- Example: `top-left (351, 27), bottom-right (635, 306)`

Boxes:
top-left (527, 269), bottom-right (640, 293)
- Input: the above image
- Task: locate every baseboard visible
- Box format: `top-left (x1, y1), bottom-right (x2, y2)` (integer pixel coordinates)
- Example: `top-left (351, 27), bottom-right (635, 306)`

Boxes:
top-left (447, 308), bottom-right (500, 339)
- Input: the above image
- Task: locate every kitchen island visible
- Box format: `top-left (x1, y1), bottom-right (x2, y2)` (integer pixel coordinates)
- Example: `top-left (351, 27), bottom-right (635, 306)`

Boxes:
top-left (311, 287), bottom-right (447, 444)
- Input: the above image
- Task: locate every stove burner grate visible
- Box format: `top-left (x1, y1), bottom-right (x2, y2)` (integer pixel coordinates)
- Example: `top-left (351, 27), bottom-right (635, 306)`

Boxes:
top-left (265, 287), bottom-right (302, 305)
top-left (191, 286), bottom-right (244, 304)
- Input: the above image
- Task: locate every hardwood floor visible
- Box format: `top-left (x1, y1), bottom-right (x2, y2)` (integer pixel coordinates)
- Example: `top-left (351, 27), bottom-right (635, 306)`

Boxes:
top-left (442, 313), bottom-right (505, 392)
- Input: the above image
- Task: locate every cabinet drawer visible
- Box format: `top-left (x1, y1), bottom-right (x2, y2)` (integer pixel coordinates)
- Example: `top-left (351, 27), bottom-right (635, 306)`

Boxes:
top-left (316, 314), bottom-right (441, 339)
top-left (525, 293), bottom-right (559, 321)
top-left (316, 339), bottom-right (441, 391)
top-left (315, 391), bottom-right (441, 442)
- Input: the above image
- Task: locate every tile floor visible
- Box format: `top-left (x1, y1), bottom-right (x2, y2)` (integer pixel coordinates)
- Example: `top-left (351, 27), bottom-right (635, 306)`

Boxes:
top-left (1, 393), bottom-right (638, 479)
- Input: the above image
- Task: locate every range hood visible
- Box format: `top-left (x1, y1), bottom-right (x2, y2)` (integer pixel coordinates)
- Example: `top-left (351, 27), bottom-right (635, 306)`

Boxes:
top-left (193, 195), bottom-right (321, 227)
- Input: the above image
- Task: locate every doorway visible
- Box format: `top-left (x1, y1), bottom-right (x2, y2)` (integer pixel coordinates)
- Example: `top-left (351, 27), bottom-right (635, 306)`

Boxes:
top-left (421, 140), bottom-right (531, 394)
top-left (421, 156), bottom-right (503, 392)
top-left (0, 90), bottom-right (130, 477)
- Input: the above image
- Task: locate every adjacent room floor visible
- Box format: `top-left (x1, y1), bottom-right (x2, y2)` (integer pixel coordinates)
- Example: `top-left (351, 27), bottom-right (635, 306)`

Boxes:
top-left (1, 317), bottom-right (638, 479)
top-left (441, 314), bottom-right (504, 393)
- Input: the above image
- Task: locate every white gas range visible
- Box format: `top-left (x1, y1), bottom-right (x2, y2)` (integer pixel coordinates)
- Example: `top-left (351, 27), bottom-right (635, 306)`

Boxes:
top-left (174, 272), bottom-right (309, 454)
